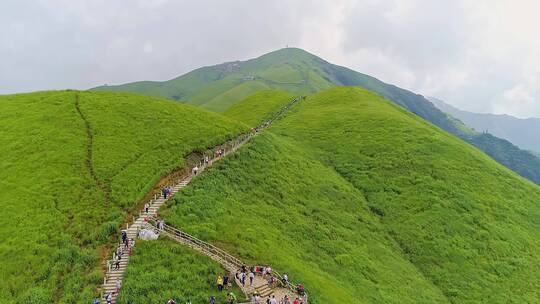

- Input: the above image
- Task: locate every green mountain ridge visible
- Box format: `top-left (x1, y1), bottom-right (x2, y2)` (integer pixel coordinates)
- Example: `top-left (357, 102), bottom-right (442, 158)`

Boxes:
top-left (92, 48), bottom-right (540, 185)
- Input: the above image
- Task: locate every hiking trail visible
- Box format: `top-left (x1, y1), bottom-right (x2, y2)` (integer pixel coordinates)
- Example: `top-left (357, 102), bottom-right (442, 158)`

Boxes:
top-left (74, 93), bottom-right (112, 204)
top-left (100, 98), bottom-right (307, 303)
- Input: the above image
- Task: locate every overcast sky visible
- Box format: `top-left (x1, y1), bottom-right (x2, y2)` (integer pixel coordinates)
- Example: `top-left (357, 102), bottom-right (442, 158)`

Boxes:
top-left (2, 0), bottom-right (539, 118)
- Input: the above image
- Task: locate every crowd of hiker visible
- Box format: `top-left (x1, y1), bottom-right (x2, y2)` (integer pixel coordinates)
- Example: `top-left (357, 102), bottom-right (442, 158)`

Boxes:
top-left (213, 265), bottom-right (305, 304)
top-left (109, 231), bottom-right (135, 271)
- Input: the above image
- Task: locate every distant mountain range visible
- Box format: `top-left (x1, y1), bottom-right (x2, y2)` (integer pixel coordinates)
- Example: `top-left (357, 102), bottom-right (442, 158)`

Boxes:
top-left (430, 97), bottom-right (540, 154)
top-left (93, 48), bottom-right (540, 185)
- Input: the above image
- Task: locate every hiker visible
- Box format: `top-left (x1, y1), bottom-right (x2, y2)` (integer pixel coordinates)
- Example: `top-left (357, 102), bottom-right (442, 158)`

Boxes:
top-left (145, 202), bottom-right (150, 213)
top-left (128, 239), bottom-right (133, 256)
top-left (167, 299), bottom-right (176, 304)
top-left (267, 275), bottom-right (273, 287)
top-left (253, 293), bottom-right (261, 304)
top-left (209, 296), bottom-right (216, 304)
top-left (121, 230), bottom-right (127, 244)
top-left (282, 295), bottom-right (290, 304)
top-left (115, 278), bottom-right (121, 294)
top-left (223, 274), bottom-right (229, 289)
top-left (240, 272), bottom-right (246, 287)
top-left (296, 283), bottom-right (305, 295)
top-left (283, 274), bottom-right (289, 285)
top-left (269, 295), bottom-right (277, 304)
top-left (105, 293), bottom-right (112, 304)
top-left (113, 255), bottom-right (120, 270)
top-left (204, 155), bottom-right (209, 164)
top-left (92, 298), bottom-right (100, 304)
top-left (227, 292), bottom-right (237, 304)
top-left (217, 275), bottom-right (224, 291)
top-left (162, 188), bottom-right (168, 199)
top-left (249, 271), bottom-right (255, 286)
top-left (192, 165), bottom-right (199, 175)
top-left (292, 298), bottom-right (299, 304)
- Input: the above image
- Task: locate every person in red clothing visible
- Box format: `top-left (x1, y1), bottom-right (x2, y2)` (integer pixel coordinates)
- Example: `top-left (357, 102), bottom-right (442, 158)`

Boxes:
top-left (293, 298), bottom-right (299, 304)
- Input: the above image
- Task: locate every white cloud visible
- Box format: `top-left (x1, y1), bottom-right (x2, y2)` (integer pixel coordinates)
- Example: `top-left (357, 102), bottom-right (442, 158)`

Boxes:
top-left (1, 0), bottom-right (539, 117)
top-left (493, 80), bottom-right (539, 118)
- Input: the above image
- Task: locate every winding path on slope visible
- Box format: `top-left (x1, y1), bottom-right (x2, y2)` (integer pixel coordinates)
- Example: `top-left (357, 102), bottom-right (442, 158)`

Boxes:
top-left (100, 98), bottom-right (307, 303)
top-left (74, 94), bottom-right (112, 204)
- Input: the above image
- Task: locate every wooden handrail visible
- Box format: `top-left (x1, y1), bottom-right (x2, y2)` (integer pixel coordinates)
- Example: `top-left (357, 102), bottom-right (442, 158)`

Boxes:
top-left (100, 96), bottom-right (305, 302)
top-left (147, 219), bottom-right (245, 269)
top-left (148, 219), bottom-right (309, 302)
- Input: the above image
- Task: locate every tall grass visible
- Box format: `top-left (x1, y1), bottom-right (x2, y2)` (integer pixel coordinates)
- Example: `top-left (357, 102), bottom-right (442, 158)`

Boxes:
top-left (272, 87), bottom-right (540, 303)
top-left (0, 90), bottom-right (245, 303)
top-left (159, 133), bottom-right (449, 304)
top-left (117, 238), bottom-right (242, 304)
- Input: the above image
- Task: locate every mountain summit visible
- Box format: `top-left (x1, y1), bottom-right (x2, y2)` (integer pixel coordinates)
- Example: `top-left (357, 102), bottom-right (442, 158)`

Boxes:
top-left (93, 48), bottom-right (540, 185)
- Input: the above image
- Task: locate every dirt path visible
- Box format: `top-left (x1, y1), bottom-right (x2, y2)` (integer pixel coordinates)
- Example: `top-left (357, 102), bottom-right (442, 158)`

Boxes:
top-left (74, 93), bottom-right (111, 204)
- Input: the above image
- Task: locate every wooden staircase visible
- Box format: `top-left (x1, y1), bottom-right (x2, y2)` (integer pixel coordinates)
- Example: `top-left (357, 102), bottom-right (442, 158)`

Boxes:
top-left (99, 97), bottom-right (304, 303)
top-left (147, 220), bottom-right (305, 302)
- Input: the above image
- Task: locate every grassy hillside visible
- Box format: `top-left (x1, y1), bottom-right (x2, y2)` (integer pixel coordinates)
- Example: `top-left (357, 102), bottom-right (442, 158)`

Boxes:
top-left (153, 87), bottom-right (540, 303)
top-left (0, 91), bottom-right (245, 303)
top-left (160, 133), bottom-right (449, 304)
top-left (223, 90), bottom-right (295, 126)
top-left (271, 87), bottom-right (540, 303)
top-left (117, 238), bottom-right (241, 304)
top-left (92, 48), bottom-right (540, 185)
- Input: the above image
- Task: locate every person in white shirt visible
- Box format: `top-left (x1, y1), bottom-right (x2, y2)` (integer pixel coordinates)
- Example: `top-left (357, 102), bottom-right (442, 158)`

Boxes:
top-left (249, 271), bottom-right (255, 286)
top-left (115, 279), bottom-right (121, 294)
